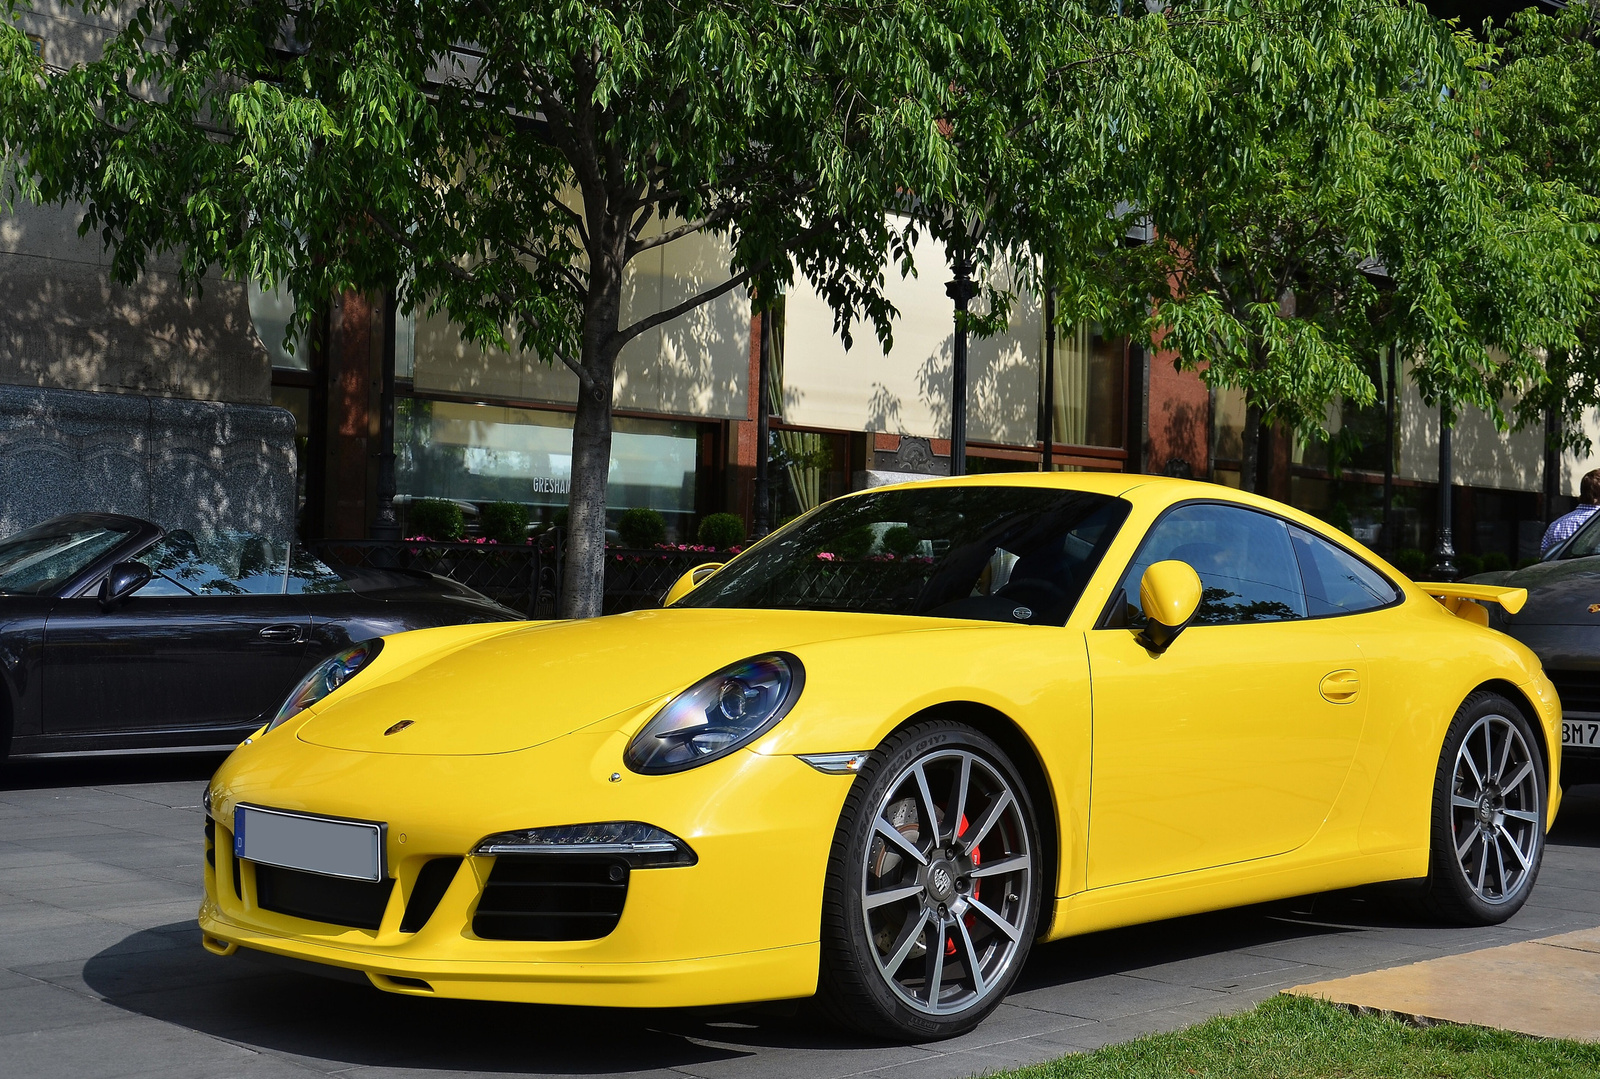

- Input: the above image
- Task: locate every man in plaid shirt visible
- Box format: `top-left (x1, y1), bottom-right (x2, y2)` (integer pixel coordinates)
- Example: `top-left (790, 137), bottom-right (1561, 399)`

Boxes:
top-left (1541, 469), bottom-right (1600, 555)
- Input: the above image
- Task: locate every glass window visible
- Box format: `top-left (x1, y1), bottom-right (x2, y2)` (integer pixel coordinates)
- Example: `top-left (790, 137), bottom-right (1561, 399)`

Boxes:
top-left (0, 518), bottom-right (138, 596)
top-left (1116, 504), bottom-right (1307, 626)
top-left (397, 398), bottom-right (703, 539)
top-left (1290, 527), bottom-right (1398, 616)
top-left (286, 548), bottom-right (352, 594)
top-left (135, 531), bottom-right (292, 596)
top-left (249, 281), bottom-right (310, 371)
top-left (1044, 324), bottom-right (1125, 449)
top-left (678, 486), bottom-right (1130, 625)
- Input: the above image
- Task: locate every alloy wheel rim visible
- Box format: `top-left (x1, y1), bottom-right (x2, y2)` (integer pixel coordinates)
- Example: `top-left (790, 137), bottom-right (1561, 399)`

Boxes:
top-left (860, 749), bottom-right (1032, 1016)
top-left (1450, 714), bottom-right (1540, 904)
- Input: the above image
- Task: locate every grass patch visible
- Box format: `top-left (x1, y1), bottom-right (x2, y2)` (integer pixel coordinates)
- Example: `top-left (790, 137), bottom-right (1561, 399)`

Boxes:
top-left (994, 994), bottom-right (1600, 1078)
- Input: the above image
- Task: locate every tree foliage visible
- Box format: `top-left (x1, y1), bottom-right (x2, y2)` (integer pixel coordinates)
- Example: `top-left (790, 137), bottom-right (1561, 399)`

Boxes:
top-left (1487, 3), bottom-right (1600, 453)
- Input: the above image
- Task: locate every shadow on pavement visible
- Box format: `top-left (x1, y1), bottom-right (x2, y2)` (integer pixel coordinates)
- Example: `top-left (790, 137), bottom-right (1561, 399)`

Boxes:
top-left (72, 791), bottom-right (1600, 1070)
top-left (82, 923), bottom-right (871, 1071)
top-left (0, 751), bottom-right (228, 792)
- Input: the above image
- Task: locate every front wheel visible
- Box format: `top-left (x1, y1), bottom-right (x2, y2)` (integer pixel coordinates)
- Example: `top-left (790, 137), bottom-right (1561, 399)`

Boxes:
top-left (817, 721), bottom-right (1043, 1040)
top-left (1423, 691), bottom-right (1546, 924)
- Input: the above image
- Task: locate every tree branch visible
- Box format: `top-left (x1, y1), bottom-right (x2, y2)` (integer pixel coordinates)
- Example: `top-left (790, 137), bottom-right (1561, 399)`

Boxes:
top-left (614, 262), bottom-right (759, 347)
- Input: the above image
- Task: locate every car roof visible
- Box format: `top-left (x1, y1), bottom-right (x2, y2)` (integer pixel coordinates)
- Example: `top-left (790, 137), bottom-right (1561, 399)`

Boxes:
top-left (850, 471), bottom-right (1392, 563)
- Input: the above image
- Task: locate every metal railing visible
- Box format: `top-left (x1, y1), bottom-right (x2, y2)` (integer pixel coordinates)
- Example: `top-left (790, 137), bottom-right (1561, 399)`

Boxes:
top-left (305, 534), bottom-right (722, 618)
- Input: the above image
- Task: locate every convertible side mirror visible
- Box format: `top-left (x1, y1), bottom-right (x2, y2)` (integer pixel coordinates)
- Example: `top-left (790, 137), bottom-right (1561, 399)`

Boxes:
top-left (1135, 560), bottom-right (1202, 653)
top-left (661, 562), bottom-right (725, 607)
top-left (98, 561), bottom-right (152, 612)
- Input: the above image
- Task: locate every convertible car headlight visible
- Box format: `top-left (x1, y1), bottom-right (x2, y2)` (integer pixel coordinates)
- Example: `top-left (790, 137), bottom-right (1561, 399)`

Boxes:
top-left (266, 640), bottom-right (382, 732)
top-left (624, 652), bottom-right (804, 774)
top-left (473, 822), bottom-right (697, 867)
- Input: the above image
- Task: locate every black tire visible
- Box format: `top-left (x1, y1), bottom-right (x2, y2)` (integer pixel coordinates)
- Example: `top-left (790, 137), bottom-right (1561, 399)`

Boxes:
top-left (817, 721), bottom-right (1043, 1041)
top-left (1422, 691), bottom-right (1547, 924)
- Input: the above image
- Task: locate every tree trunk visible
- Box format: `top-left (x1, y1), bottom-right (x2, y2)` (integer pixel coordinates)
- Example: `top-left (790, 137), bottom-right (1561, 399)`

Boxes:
top-left (1240, 401), bottom-right (1262, 495)
top-left (561, 252), bottom-right (624, 619)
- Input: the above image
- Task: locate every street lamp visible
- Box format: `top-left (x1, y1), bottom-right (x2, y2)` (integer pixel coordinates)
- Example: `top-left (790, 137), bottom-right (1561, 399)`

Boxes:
top-left (1429, 399), bottom-right (1458, 580)
top-left (943, 208), bottom-right (985, 477)
top-left (371, 289), bottom-right (401, 550)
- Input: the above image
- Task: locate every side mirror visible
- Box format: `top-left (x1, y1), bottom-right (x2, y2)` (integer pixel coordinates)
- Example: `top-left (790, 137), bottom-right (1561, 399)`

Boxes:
top-left (98, 561), bottom-right (152, 612)
top-left (661, 562), bottom-right (725, 607)
top-left (1135, 560), bottom-right (1202, 653)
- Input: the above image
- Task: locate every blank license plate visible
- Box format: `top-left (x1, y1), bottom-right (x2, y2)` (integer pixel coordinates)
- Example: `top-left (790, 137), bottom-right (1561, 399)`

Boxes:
top-left (1563, 721), bottom-right (1600, 748)
top-left (233, 804), bottom-right (385, 881)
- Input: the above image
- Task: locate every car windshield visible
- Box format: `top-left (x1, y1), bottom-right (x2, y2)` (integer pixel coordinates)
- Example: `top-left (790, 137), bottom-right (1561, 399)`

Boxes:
top-left (0, 518), bottom-right (139, 596)
top-left (134, 531), bottom-right (352, 596)
top-left (676, 485), bottom-right (1129, 624)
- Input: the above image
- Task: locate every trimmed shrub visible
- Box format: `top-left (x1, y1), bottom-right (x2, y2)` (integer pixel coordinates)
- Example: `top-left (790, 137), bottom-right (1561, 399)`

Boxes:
top-left (480, 501), bottom-right (530, 544)
top-left (883, 525), bottom-right (919, 558)
top-left (617, 506), bottom-right (667, 548)
top-left (697, 512), bottom-right (747, 550)
top-left (833, 524), bottom-right (876, 560)
top-left (1391, 548), bottom-right (1427, 577)
top-left (408, 498), bottom-right (465, 541)
top-left (1456, 553), bottom-right (1484, 577)
top-left (1480, 551), bottom-right (1513, 573)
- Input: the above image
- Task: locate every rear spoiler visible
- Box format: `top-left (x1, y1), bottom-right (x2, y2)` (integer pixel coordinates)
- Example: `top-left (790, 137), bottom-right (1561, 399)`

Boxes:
top-left (1415, 582), bottom-right (1527, 620)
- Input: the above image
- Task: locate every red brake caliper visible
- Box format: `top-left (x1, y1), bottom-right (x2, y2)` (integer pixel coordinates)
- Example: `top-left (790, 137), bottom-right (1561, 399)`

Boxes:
top-left (946, 814), bottom-right (980, 956)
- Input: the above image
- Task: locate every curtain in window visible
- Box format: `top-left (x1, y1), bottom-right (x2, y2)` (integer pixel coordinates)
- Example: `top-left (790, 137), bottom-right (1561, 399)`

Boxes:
top-left (767, 298), bottom-right (827, 513)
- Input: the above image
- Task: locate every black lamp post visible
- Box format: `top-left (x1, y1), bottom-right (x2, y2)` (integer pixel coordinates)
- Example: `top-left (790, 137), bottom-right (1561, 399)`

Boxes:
top-left (372, 289), bottom-right (400, 548)
top-left (1041, 282), bottom-right (1056, 472)
top-left (752, 304), bottom-right (773, 538)
top-left (946, 243), bottom-right (977, 477)
top-left (1430, 400), bottom-right (1458, 580)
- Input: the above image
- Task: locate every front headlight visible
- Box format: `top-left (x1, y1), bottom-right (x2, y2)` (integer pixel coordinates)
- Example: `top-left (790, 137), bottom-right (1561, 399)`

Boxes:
top-left (624, 652), bottom-right (804, 774)
top-left (266, 640), bottom-right (383, 732)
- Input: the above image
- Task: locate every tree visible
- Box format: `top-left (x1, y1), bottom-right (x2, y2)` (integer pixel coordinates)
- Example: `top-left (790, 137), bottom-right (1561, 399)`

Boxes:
top-left (0, 0), bottom-right (974, 616)
top-left (1486, 4), bottom-right (1600, 453)
top-left (1049, 4), bottom-right (1594, 491)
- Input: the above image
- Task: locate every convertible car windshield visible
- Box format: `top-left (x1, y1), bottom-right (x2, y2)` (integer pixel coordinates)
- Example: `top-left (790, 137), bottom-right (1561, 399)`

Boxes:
top-left (0, 518), bottom-right (138, 595)
top-left (677, 485), bottom-right (1129, 624)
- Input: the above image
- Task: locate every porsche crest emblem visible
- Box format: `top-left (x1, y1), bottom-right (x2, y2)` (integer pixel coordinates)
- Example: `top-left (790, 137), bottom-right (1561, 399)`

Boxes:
top-left (384, 720), bottom-right (415, 736)
top-left (1590, 604), bottom-right (1600, 614)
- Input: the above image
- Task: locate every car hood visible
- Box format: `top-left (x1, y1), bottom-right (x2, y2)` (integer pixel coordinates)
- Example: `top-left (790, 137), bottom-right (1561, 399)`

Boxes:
top-left (1470, 558), bottom-right (1600, 627)
top-left (294, 607), bottom-right (953, 756)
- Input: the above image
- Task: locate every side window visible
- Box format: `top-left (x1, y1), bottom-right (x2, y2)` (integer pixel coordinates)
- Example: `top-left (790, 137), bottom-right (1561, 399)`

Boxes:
top-left (1290, 527), bottom-right (1398, 616)
top-left (134, 531), bottom-right (289, 596)
top-left (1117, 504), bottom-right (1308, 626)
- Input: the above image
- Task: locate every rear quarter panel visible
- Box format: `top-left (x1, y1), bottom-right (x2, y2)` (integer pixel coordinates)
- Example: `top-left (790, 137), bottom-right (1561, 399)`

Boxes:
top-left (1348, 586), bottom-right (1558, 860)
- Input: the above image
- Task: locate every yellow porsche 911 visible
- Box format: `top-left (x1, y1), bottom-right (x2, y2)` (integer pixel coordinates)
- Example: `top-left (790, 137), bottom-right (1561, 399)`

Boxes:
top-left (199, 474), bottom-right (1558, 1040)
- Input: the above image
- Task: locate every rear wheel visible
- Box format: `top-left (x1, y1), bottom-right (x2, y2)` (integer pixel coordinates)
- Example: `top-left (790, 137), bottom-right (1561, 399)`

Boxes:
top-left (1423, 692), bottom-right (1546, 924)
top-left (818, 721), bottom-right (1042, 1040)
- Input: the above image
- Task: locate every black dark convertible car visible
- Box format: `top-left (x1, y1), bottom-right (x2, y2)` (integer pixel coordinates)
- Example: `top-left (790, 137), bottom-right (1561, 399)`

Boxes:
top-left (0, 513), bottom-right (521, 763)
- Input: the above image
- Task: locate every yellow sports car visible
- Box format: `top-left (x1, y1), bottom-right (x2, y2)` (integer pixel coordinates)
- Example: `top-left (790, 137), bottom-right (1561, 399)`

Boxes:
top-left (199, 474), bottom-right (1557, 1040)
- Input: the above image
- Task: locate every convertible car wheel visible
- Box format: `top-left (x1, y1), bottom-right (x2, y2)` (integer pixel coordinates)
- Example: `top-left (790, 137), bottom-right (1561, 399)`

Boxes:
top-left (819, 722), bottom-right (1042, 1040)
top-left (1425, 692), bottom-right (1546, 924)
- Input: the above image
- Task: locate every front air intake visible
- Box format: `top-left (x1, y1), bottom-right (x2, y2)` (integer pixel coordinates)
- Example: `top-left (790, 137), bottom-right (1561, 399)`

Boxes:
top-left (255, 864), bottom-right (395, 930)
top-left (472, 856), bottom-right (628, 941)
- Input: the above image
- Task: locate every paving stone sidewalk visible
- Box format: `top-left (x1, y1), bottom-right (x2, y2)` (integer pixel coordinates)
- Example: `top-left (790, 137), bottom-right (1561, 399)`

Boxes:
top-left (5, 754), bottom-right (1600, 1079)
top-left (1289, 925), bottom-right (1600, 1041)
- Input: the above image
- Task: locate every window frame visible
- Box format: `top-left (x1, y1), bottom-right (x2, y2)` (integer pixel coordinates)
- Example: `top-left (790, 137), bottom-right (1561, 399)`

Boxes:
top-left (1094, 497), bottom-right (1406, 629)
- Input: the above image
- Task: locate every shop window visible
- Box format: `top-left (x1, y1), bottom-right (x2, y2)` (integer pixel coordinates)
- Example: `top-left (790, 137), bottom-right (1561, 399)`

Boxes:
top-left (765, 427), bottom-right (853, 527)
top-left (1043, 324), bottom-right (1125, 449)
top-left (395, 398), bottom-right (704, 540)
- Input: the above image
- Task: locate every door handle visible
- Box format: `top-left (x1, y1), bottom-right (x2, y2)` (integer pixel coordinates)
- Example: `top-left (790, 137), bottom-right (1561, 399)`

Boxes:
top-left (1320, 670), bottom-right (1360, 704)
top-left (259, 625), bottom-right (303, 643)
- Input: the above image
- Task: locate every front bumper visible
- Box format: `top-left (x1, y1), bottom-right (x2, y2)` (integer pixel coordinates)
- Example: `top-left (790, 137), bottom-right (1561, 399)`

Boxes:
top-left (199, 725), bottom-right (851, 1007)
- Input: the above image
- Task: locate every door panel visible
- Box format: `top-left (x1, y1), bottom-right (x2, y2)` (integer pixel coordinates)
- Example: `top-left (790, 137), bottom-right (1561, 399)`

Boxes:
top-left (43, 596), bottom-right (311, 735)
top-left (1085, 619), bottom-right (1367, 888)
